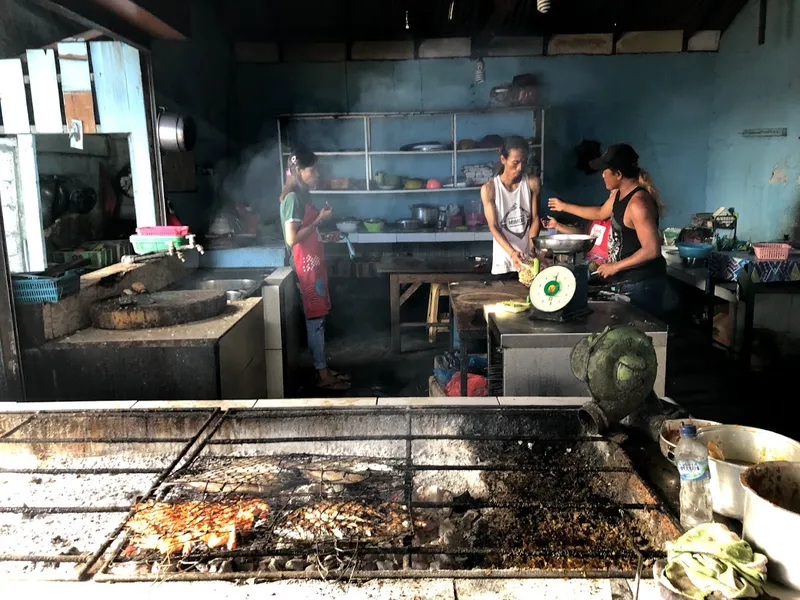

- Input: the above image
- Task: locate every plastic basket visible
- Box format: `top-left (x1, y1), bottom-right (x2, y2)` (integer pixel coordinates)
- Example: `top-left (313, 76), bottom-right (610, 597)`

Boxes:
top-left (752, 243), bottom-right (790, 261)
top-left (136, 226), bottom-right (189, 237)
top-left (12, 271), bottom-right (81, 304)
top-left (129, 234), bottom-right (186, 255)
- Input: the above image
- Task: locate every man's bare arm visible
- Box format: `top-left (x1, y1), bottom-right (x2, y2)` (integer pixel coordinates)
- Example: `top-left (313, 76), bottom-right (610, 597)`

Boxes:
top-left (528, 176), bottom-right (541, 253)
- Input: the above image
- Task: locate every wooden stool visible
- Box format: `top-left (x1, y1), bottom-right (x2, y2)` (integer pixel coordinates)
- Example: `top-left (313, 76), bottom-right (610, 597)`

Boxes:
top-left (427, 283), bottom-right (451, 343)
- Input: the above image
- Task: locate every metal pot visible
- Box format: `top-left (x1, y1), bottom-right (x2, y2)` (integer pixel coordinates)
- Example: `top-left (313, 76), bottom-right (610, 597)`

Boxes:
top-left (696, 425), bottom-right (800, 520)
top-left (658, 418), bottom-right (720, 464)
top-left (395, 218), bottom-right (422, 231)
top-left (741, 461), bottom-right (800, 590)
top-left (409, 204), bottom-right (438, 227)
top-left (157, 111), bottom-right (197, 152)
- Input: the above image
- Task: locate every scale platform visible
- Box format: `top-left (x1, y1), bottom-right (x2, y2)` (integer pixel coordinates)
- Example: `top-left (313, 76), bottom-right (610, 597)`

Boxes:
top-left (528, 263), bottom-right (591, 323)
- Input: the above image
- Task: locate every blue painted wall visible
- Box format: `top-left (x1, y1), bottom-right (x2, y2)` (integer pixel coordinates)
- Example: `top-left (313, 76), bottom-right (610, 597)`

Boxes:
top-left (706, 0), bottom-right (800, 241)
top-left (234, 53), bottom-right (715, 225)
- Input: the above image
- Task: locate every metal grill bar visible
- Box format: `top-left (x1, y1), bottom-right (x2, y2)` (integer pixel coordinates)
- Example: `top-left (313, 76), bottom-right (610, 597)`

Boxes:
top-left (208, 435), bottom-right (604, 444)
top-left (0, 468), bottom-right (164, 475)
top-left (0, 554), bottom-right (88, 563)
top-left (0, 415), bottom-right (35, 438)
top-left (0, 506), bottom-right (130, 514)
top-left (94, 567), bottom-right (644, 583)
top-left (2, 437), bottom-right (194, 443)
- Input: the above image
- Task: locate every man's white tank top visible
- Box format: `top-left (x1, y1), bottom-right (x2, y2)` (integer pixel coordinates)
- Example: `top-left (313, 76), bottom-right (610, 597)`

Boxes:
top-left (491, 174), bottom-right (532, 275)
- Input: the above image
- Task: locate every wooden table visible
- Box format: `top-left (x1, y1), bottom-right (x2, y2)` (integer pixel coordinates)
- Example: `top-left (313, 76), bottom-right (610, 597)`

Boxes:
top-left (448, 280), bottom-right (528, 395)
top-left (377, 257), bottom-right (491, 353)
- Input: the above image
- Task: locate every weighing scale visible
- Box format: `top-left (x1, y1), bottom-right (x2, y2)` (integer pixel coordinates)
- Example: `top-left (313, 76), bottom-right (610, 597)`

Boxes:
top-left (528, 234), bottom-right (595, 323)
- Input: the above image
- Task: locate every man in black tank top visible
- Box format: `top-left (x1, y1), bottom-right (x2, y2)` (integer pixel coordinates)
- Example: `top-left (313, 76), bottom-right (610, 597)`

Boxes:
top-left (547, 144), bottom-right (668, 320)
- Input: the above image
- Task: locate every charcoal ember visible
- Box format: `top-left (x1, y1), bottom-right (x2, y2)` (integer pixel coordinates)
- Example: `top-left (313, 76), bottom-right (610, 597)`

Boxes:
top-left (151, 561), bottom-right (177, 574)
top-left (359, 561), bottom-right (378, 571)
top-left (259, 557), bottom-right (286, 572)
top-left (193, 562), bottom-right (210, 573)
top-left (234, 560), bottom-right (254, 571)
top-left (284, 558), bottom-right (307, 571)
top-left (305, 564), bottom-right (323, 575)
top-left (375, 560), bottom-right (396, 571)
top-left (411, 557), bottom-right (428, 570)
top-left (322, 554), bottom-right (339, 570)
top-left (438, 519), bottom-right (457, 546)
top-left (208, 558), bottom-right (233, 573)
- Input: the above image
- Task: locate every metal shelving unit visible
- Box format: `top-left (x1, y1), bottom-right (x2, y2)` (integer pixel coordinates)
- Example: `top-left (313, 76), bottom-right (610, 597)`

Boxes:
top-left (277, 107), bottom-right (546, 194)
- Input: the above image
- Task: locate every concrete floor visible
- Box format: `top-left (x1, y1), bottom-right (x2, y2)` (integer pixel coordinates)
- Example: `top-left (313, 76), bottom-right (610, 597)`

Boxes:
top-left (294, 277), bottom-right (799, 442)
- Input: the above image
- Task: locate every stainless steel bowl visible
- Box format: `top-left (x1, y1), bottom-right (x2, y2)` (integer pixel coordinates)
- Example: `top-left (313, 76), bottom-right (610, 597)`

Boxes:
top-left (395, 218), bottom-right (423, 231)
top-left (533, 234), bottom-right (596, 255)
top-left (697, 425), bottom-right (800, 520)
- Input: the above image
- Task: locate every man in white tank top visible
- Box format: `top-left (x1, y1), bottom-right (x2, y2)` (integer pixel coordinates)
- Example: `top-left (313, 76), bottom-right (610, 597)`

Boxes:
top-left (480, 136), bottom-right (541, 277)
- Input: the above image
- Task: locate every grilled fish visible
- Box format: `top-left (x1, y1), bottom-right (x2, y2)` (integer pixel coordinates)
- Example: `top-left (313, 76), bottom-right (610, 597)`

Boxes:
top-left (125, 499), bottom-right (270, 556)
top-left (165, 456), bottom-right (287, 495)
top-left (276, 500), bottom-right (420, 542)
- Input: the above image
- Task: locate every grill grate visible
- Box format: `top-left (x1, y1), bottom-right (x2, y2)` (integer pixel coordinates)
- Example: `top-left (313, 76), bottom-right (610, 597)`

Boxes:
top-left (89, 407), bottom-right (679, 583)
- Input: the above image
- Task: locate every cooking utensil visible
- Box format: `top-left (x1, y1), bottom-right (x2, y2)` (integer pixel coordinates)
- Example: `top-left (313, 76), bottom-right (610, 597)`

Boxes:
top-left (741, 462), bottom-right (800, 590)
top-left (409, 204), bottom-right (438, 227)
top-left (157, 110), bottom-right (197, 152)
top-left (363, 219), bottom-right (385, 233)
top-left (532, 234), bottom-right (596, 255)
top-left (395, 218), bottom-right (422, 231)
top-left (676, 242), bottom-right (713, 260)
top-left (696, 425), bottom-right (800, 519)
top-left (658, 418), bottom-right (721, 463)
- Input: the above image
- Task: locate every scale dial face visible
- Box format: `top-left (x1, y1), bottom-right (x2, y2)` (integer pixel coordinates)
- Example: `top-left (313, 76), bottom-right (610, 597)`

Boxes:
top-left (530, 265), bottom-right (577, 313)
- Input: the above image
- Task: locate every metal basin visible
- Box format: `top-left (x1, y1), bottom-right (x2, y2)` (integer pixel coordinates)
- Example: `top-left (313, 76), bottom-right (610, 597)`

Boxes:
top-left (696, 425), bottom-right (800, 520)
top-left (741, 461), bottom-right (800, 590)
top-left (170, 277), bottom-right (262, 300)
top-left (533, 234), bottom-right (596, 254)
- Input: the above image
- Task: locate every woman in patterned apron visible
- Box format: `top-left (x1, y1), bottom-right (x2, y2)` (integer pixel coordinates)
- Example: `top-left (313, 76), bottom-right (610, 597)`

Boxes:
top-left (547, 144), bottom-right (668, 319)
top-left (280, 151), bottom-right (351, 392)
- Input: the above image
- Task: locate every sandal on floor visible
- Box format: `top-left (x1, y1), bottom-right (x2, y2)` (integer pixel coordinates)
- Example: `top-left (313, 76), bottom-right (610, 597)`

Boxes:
top-left (328, 369), bottom-right (351, 382)
top-left (317, 377), bottom-right (351, 391)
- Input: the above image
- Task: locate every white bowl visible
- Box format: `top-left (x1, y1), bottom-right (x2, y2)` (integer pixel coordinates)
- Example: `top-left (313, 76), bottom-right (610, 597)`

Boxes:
top-left (336, 221), bottom-right (359, 234)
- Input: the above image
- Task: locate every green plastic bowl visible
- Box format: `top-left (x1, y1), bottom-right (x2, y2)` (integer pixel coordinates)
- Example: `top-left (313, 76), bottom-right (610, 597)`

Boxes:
top-left (364, 219), bottom-right (385, 233)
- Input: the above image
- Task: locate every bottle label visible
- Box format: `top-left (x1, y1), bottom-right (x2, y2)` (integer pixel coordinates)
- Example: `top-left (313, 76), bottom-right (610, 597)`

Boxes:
top-left (677, 458), bottom-right (710, 481)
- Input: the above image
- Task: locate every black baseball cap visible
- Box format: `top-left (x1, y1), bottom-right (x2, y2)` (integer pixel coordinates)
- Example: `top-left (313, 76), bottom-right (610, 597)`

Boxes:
top-left (589, 143), bottom-right (639, 173)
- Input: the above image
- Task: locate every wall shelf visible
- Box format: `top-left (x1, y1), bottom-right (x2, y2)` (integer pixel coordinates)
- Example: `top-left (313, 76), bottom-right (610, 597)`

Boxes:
top-left (277, 107), bottom-right (546, 194)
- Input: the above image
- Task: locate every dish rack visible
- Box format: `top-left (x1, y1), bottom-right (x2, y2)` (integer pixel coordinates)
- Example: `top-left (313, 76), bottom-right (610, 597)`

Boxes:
top-left (752, 243), bottom-right (791, 261)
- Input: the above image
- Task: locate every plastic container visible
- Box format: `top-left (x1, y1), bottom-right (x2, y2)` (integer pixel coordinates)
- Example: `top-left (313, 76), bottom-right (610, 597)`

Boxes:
top-left (12, 271), bottom-right (81, 304)
top-left (129, 234), bottom-right (186, 255)
top-left (53, 248), bottom-right (114, 269)
top-left (752, 243), bottom-right (790, 261)
top-left (136, 226), bottom-right (189, 237)
top-left (675, 424), bottom-right (713, 530)
top-left (676, 242), bottom-right (713, 260)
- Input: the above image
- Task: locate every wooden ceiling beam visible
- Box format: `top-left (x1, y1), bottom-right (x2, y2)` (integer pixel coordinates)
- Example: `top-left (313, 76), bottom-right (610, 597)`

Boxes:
top-left (29, 0), bottom-right (154, 50)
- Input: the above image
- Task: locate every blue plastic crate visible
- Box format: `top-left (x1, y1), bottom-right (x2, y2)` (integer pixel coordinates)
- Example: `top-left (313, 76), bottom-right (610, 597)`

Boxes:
top-left (12, 270), bottom-right (81, 304)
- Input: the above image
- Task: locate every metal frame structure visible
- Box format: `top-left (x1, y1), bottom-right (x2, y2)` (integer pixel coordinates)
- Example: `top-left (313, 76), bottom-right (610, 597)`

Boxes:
top-left (54, 406), bottom-right (679, 584)
top-left (277, 106), bottom-right (546, 192)
top-left (0, 207), bottom-right (24, 399)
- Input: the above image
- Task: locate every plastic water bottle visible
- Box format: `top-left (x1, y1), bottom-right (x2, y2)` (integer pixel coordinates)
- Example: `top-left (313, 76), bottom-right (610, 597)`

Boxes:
top-left (675, 424), bottom-right (713, 529)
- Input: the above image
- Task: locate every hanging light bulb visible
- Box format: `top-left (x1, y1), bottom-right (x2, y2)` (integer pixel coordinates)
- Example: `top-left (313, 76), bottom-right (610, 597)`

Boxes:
top-left (537, 0), bottom-right (551, 13)
top-left (474, 58), bottom-right (485, 84)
